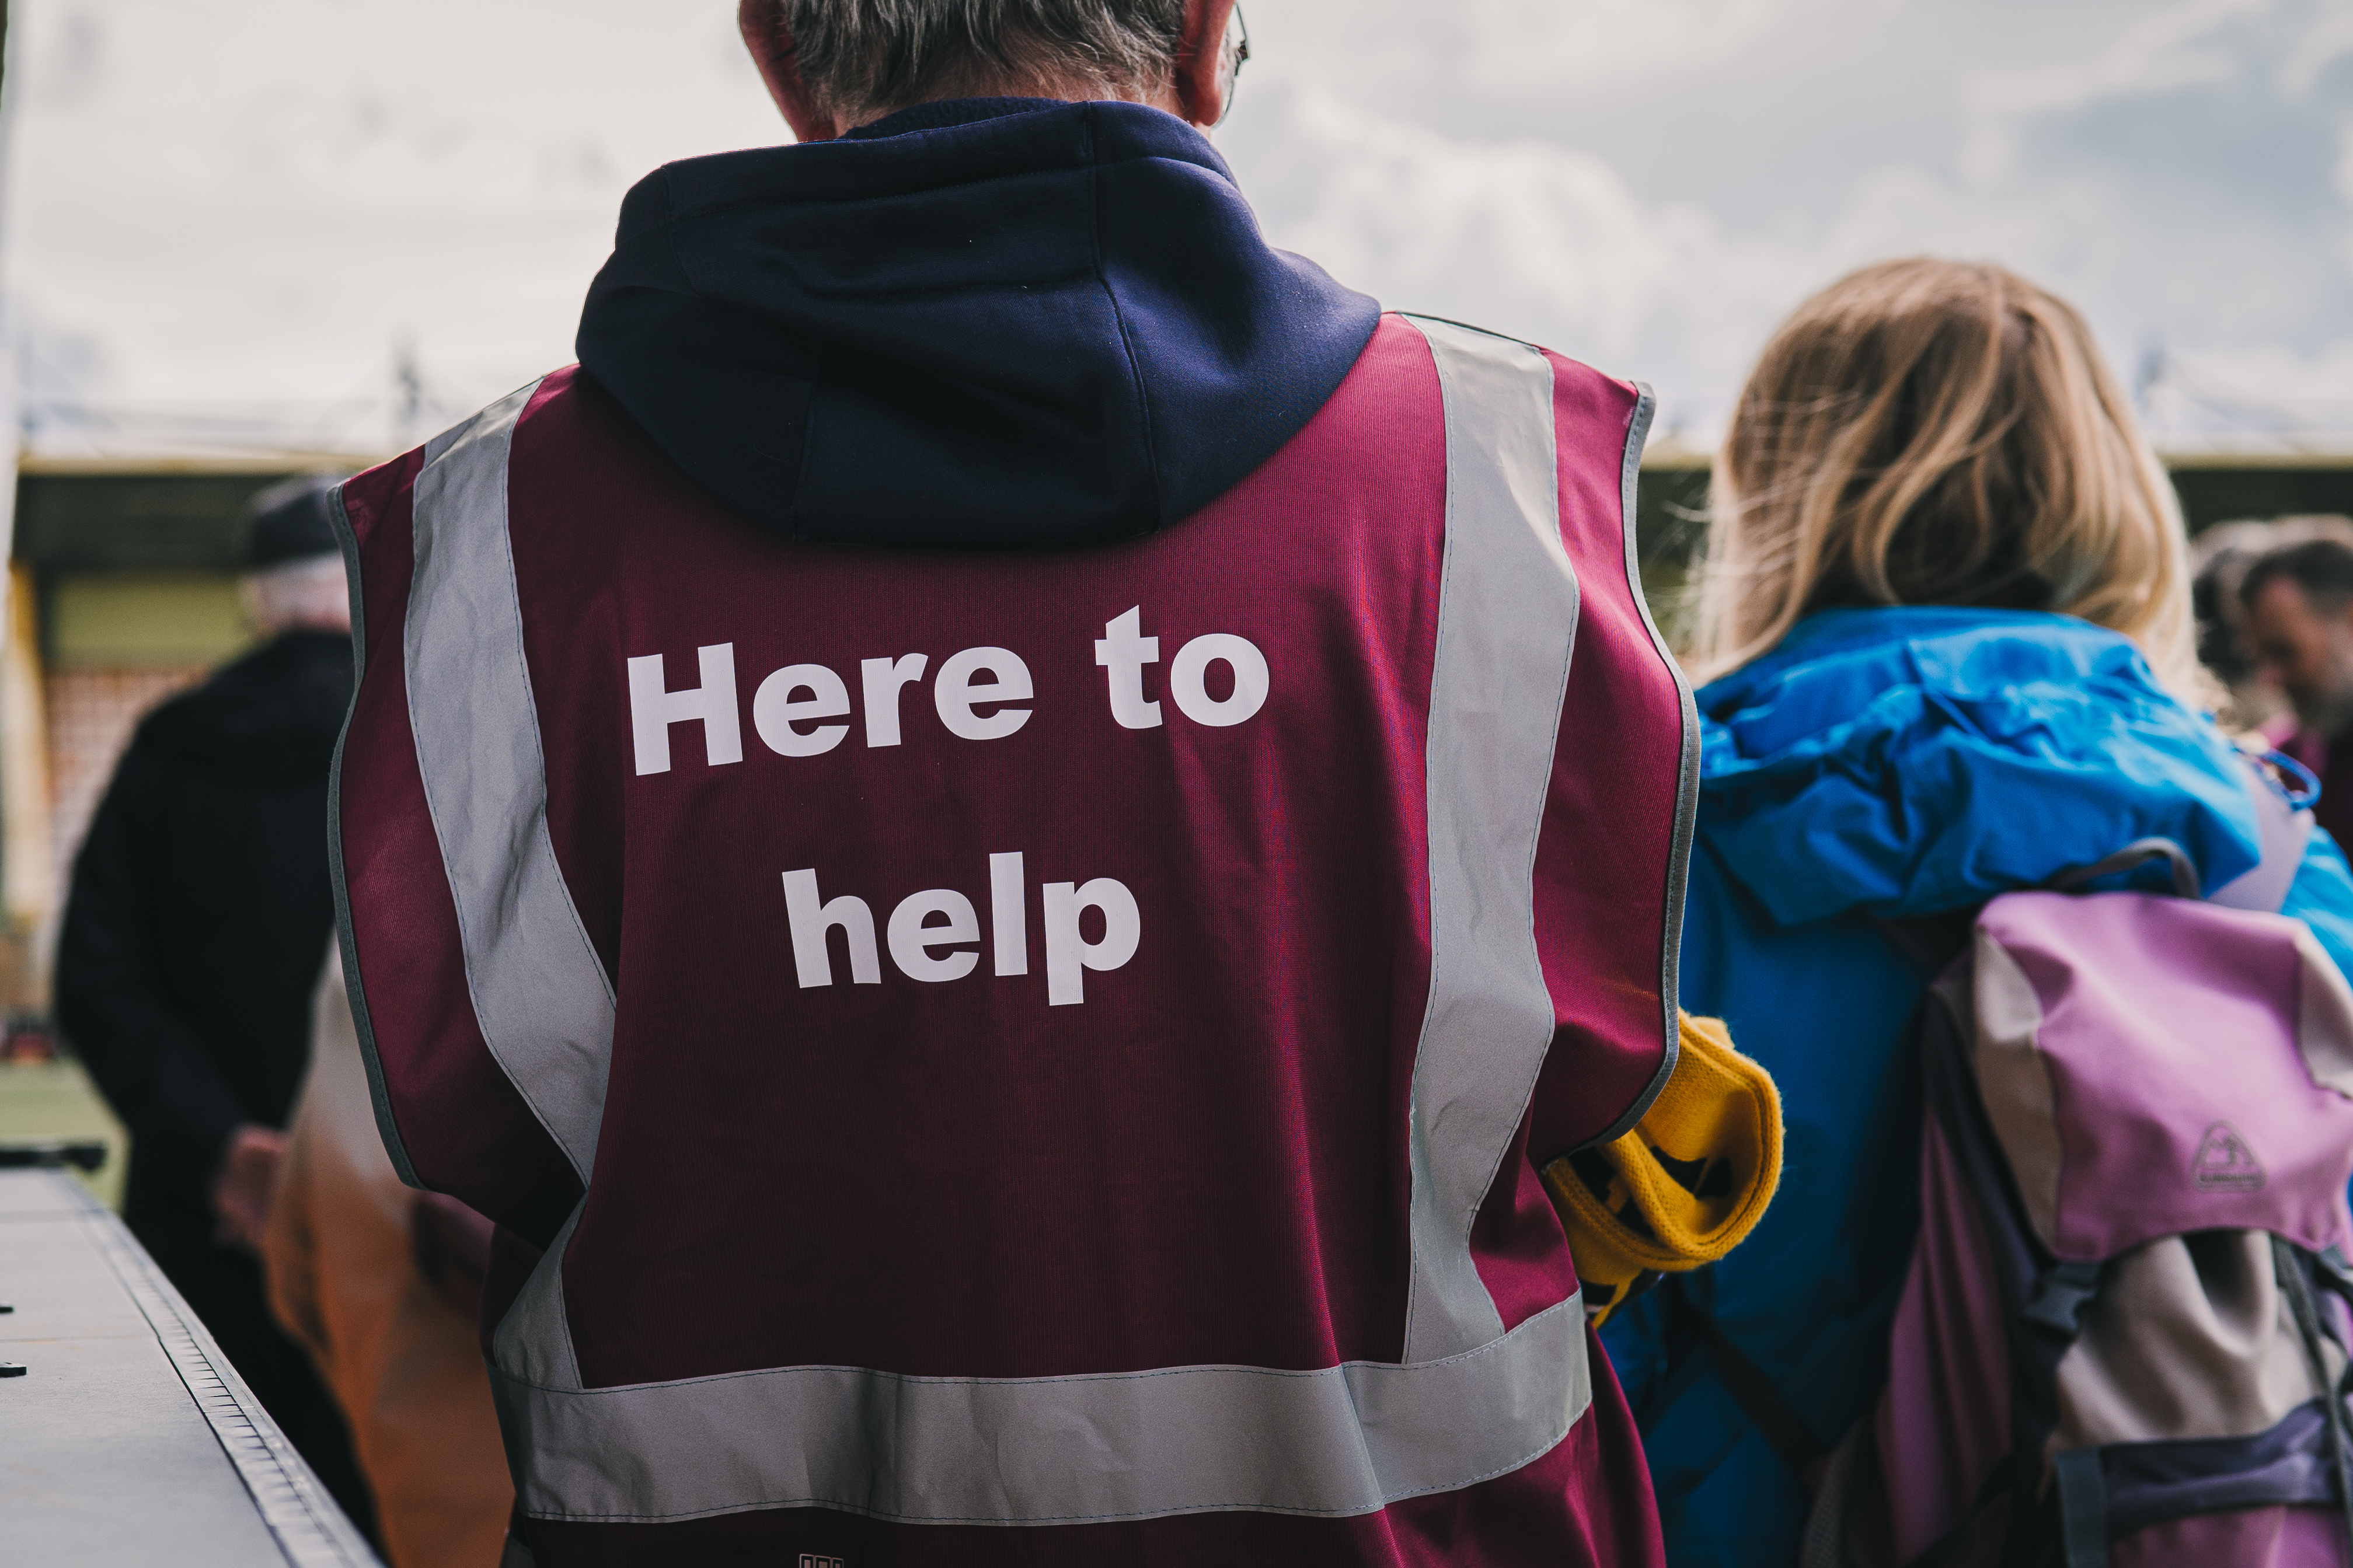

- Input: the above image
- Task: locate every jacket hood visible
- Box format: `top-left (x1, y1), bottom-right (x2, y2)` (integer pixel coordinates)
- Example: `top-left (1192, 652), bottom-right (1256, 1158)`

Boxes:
top-left (576, 97), bottom-right (1381, 550)
top-left (1695, 607), bottom-right (2262, 926)
top-left (137, 629), bottom-right (353, 783)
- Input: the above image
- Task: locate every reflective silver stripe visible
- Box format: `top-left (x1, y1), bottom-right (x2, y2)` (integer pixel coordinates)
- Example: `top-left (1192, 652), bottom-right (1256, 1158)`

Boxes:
top-left (480, 321), bottom-right (1596, 1522)
top-left (493, 1203), bottom-right (585, 1391)
top-left (492, 1295), bottom-right (1588, 1526)
top-left (1400, 316), bottom-right (1581, 1361)
top-left (406, 382), bottom-right (614, 1181)
top-left (1585, 383), bottom-right (1698, 1148)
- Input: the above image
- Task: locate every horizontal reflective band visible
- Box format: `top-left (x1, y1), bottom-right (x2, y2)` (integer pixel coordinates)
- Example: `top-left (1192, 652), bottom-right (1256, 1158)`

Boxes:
top-left (494, 1293), bottom-right (1589, 1526)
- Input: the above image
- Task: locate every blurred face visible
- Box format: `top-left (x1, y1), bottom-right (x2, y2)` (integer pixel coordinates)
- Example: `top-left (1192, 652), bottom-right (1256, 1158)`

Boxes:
top-left (240, 554), bottom-right (352, 638)
top-left (2247, 575), bottom-right (2353, 735)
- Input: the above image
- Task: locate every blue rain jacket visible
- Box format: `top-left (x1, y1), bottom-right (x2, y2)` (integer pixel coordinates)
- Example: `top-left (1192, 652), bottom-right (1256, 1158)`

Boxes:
top-left (1602, 605), bottom-right (2353, 1568)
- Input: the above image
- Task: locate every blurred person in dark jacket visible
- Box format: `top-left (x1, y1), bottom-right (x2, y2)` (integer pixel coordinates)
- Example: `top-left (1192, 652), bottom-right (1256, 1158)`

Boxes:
top-left (57, 474), bottom-right (376, 1536)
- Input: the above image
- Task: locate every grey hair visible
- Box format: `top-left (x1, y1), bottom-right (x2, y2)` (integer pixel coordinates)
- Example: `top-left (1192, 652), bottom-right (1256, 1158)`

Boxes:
top-left (760, 0), bottom-right (1187, 119)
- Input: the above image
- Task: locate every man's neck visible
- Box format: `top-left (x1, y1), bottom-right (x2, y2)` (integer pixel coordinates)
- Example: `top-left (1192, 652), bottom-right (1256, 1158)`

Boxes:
top-left (839, 76), bottom-right (1180, 135)
top-left (841, 97), bottom-right (1065, 141)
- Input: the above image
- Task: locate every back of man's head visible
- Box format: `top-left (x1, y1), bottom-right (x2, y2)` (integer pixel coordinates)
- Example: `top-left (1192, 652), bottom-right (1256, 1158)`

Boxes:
top-left (240, 474), bottom-right (352, 637)
top-left (751, 0), bottom-right (1187, 124)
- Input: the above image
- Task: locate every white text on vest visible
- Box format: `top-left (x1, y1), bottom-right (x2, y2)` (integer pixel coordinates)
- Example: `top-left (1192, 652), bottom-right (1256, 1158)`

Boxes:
top-left (627, 612), bottom-right (1267, 774)
top-left (783, 854), bottom-right (1137, 1005)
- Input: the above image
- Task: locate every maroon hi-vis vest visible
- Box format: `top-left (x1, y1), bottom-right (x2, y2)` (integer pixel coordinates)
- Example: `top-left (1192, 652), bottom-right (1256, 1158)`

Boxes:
top-left (330, 314), bottom-right (1697, 1566)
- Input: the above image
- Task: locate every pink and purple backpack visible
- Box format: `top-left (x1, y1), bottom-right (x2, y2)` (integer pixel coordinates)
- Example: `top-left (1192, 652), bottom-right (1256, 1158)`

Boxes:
top-left (1799, 760), bottom-right (2353, 1566)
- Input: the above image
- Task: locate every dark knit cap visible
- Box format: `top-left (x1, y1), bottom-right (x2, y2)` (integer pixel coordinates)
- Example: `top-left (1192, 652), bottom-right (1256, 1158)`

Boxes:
top-left (243, 474), bottom-right (344, 569)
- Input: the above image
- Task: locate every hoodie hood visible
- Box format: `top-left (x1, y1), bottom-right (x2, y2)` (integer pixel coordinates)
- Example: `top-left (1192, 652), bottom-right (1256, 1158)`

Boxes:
top-left (576, 97), bottom-right (1381, 550)
top-left (1695, 607), bottom-right (2263, 927)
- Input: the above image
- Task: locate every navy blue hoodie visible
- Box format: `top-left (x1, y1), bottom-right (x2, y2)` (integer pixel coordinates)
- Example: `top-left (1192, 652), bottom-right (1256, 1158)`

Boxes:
top-left (577, 97), bottom-right (1381, 549)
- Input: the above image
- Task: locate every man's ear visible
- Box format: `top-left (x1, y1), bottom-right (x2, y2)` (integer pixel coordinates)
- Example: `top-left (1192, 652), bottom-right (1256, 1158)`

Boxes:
top-left (740, 0), bottom-right (844, 142)
top-left (1172, 0), bottom-right (1242, 128)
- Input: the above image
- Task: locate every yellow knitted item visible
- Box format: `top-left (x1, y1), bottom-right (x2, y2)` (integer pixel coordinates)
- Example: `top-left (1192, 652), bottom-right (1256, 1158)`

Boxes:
top-left (1543, 1012), bottom-right (1783, 1326)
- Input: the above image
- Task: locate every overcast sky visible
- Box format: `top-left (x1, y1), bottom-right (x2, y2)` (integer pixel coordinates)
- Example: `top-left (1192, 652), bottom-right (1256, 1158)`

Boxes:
top-left (5, 0), bottom-right (2350, 455)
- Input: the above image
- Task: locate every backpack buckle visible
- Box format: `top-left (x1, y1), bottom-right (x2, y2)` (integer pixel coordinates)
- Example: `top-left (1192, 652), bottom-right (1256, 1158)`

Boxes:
top-left (2023, 1259), bottom-right (2103, 1337)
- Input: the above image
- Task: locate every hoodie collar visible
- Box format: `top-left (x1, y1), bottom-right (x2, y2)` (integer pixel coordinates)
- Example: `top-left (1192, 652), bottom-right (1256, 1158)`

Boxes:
top-left (841, 97), bottom-right (1066, 139)
top-left (576, 98), bottom-right (1380, 550)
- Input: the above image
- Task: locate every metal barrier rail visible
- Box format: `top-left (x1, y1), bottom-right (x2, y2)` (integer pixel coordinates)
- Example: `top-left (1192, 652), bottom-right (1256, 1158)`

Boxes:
top-left (0, 1165), bottom-right (382, 1566)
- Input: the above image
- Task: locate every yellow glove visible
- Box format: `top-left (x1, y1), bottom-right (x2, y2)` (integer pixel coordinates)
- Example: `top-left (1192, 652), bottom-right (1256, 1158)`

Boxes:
top-left (1542, 1012), bottom-right (1782, 1326)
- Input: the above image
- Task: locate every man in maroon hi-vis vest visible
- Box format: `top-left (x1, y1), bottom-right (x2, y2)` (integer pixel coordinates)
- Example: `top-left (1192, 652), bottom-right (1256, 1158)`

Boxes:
top-left (329, 2), bottom-right (1698, 1562)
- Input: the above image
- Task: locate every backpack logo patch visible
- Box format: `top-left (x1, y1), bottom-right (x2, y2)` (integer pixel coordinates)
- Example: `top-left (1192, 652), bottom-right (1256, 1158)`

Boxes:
top-left (2192, 1122), bottom-right (2265, 1193)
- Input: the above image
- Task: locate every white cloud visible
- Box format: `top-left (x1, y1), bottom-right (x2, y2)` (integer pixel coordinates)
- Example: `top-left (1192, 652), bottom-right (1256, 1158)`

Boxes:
top-left (2, 0), bottom-right (784, 447)
top-left (2, 0), bottom-right (2348, 455)
top-left (1226, 0), bottom-right (2353, 445)
top-left (1960, 0), bottom-right (2265, 181)
top-left (1451, 0), bottom-right (1870, 92)
top-left (1239, 83), bottom-right (1810, 434)
top-left (2282, 0), bottom-right (2353, 95)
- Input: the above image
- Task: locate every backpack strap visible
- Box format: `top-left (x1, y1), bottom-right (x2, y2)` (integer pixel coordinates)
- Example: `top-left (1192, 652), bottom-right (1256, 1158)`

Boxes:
top-left (2273, 1237), bottom-right (2353, 1552)
top-left (1657, 1275), bottom-right (1827, 1480)
top-left (2041, 752), bottom-right (2312, 913)
top-left (2044, 839), bottom-right (2203, 899)
top-left (2208, 751), bottom-right (2316, 914)
top-left (2051, 1450), bottom-right (2108, 1568)
top-left (2019, 1259), bottom-right (2102, 1337)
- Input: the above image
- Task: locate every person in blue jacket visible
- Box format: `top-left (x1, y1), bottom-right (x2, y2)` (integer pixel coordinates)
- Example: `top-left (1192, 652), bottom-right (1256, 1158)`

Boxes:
top-left (1601, 257), bottom-right (2353, 1567)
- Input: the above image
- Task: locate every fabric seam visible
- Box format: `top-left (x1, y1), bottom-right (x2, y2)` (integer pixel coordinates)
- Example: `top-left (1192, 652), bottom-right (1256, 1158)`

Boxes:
top-left (1083, 104), bottom-right (1164, 533)
top-left (326, 477), bottom-right (422, 1190)
top-left (1397, 317), bottom-right (1459, 1362)
top-left (1578, 383), bottom-right (1690, 1151)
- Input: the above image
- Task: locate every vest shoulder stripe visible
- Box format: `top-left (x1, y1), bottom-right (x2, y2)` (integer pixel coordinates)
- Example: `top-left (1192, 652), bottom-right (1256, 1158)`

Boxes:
top-left (403, 379), bottom-right (615, 1182)
top-left (1400, 314), bottom-right (1581, 1363)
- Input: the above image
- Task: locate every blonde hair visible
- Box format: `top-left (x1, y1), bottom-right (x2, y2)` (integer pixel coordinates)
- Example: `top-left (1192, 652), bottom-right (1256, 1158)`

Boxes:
top-left (1692, 258), bottom-right (2200, 697)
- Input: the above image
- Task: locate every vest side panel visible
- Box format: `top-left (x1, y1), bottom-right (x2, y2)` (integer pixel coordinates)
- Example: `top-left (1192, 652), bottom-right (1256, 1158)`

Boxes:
top-left (331, 451), bottom-right (584, 1247)
top-left (1448, 354), bottom-right (1691, 1346)
top-left (1388, 1319), bottom-right (1668, 1568)
top-left (1527, 355), bottom-right (1689, 1152)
